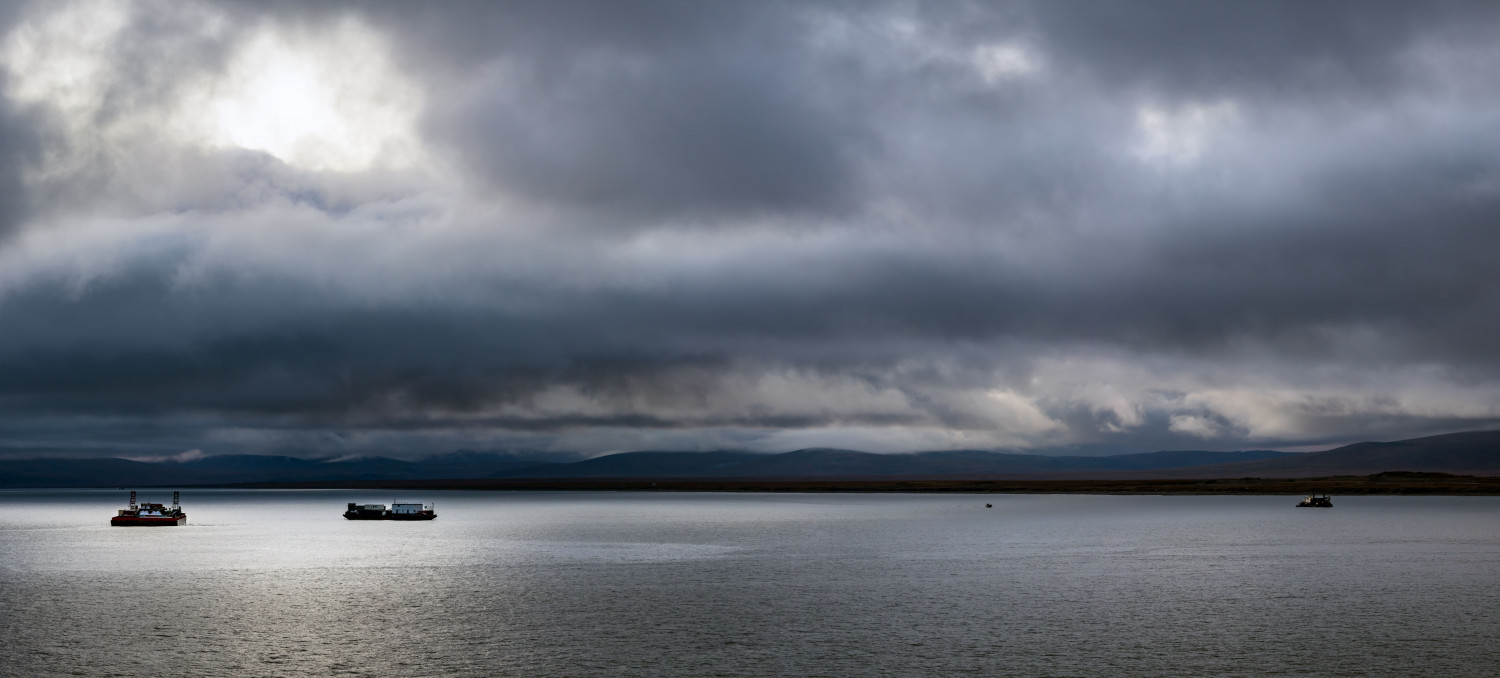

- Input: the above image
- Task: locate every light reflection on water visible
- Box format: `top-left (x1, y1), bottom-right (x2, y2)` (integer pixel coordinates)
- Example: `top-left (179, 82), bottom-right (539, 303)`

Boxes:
top-left (3, 490), bottom-right (1499, 676)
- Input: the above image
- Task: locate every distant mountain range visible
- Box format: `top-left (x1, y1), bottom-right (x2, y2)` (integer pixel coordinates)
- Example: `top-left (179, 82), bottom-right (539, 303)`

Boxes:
top-left (482, 448), bottom-right (1295, 479)
top-left (3, 430), bottom-right (1499, 487)
top-left (1155, 430), bottom-right (1500, 478)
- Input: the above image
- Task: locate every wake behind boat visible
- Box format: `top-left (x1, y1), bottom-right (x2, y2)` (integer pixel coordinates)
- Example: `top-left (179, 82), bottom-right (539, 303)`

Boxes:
top-left (343, 502), bottom-right (436, 520)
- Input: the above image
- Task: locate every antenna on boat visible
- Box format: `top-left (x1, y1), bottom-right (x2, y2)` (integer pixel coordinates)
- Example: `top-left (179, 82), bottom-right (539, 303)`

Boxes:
top-left (173, 491), bottom-right (179, 509)
top-left (129, 491), bottom-right (136, 510)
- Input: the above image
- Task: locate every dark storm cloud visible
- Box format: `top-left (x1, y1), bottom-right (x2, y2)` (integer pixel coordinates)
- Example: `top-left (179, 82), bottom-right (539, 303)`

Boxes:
top-left (0, 75), bottom-right (42, 239)
top-left (406, 1), bottom-right (869, 219)
top-left (1019, 1), bottom-right (1476, 94)
top-left (3, 1), bottom-right (1500, 457)
top-left (432, 47), bottom-right (864, 218)
top-left (0, 0), bottom-right (47, 239)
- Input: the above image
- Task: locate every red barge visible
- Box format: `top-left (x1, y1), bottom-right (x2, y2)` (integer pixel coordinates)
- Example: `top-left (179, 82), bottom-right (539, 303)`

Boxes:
top-left (112, 491), bottom-right (187, 526)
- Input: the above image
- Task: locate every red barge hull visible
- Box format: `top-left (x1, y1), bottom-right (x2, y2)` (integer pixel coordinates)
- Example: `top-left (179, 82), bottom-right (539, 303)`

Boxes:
top-left (111, 515), bottom-right (187, 526)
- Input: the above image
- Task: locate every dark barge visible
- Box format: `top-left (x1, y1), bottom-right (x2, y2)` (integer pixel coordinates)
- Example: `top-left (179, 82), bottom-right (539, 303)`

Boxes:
top-left (343, 502), bottom-right (436, 520)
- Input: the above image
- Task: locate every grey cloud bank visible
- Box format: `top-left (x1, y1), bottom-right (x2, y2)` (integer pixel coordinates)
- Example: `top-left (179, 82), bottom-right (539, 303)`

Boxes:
top-left (1, 1), bottom-right (1499, 460)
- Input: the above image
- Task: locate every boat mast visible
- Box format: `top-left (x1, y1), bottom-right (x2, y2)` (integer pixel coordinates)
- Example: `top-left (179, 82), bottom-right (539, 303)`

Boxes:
top-left (129, 491), bottom-right (136, 510)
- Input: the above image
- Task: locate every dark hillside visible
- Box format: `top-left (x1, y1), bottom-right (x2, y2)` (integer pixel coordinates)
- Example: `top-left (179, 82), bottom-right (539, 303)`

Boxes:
top-left (1163, 430), bottom-right (1500, 478)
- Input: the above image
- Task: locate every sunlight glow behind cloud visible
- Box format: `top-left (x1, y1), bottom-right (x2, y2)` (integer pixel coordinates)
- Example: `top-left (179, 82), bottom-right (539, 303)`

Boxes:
top-left (2, 3), bottom-right (422, 174)
top-left (210, 20), bottom-right (423, 172)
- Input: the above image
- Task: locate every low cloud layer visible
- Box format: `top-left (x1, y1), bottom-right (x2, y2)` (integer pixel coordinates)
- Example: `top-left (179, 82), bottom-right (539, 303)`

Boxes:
top-left (2, 1), bottom-right (1500, 459)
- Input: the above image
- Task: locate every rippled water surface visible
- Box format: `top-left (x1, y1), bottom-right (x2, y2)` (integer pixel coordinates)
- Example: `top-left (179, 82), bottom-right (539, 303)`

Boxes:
top-left (3, 490), bottom-right (1499, 676)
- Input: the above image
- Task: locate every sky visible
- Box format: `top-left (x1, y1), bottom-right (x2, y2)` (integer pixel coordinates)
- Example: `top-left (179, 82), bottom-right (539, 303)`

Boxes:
top-left (2, 0), bottom-right (1500, 461)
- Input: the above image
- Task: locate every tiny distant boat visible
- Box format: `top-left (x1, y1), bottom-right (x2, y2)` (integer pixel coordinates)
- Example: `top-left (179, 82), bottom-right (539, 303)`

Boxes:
top-left (112, 491), bottom-right (187, 526)
top-left (343, 502), bottom-right (436, 520)
top-left (1296, 494), bottom-right (1333, 508)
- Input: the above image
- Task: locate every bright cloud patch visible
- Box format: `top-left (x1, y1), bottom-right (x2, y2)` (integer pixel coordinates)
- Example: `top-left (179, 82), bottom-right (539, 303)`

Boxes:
top-left (1132, 100), bottom-right (1238, 167)
top-left (972, 43), bottom-right (1040, 83)
top-left (1169, 414), bottom-right (1223, 439)
top-left (0, 0), bottom-right (133, 116)
top-left (208, 20), bottom-right (422, 172)
top-left (1, 2), bottom-right (422, 175)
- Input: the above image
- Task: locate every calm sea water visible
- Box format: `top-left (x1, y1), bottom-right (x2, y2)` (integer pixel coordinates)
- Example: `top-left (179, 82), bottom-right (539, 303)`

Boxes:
top-left (2, 490), bottom-right (1498, 677)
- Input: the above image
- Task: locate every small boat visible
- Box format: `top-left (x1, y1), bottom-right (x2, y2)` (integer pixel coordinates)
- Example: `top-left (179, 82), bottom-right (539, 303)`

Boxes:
top-left (112, 491), bottom-right (187, 526)
top-left (343, 502), bottom-right (436, 520)
top-left (1296, 494), bottom-right (1332, 508)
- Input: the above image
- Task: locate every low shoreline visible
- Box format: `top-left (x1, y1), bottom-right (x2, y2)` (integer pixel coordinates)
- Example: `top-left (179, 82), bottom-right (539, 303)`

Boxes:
top-left (214, 472), bottom-right (1500, 495)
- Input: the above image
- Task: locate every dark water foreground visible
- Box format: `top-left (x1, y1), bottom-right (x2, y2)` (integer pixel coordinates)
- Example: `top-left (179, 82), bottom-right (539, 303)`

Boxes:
top-left (3, 490), bottom-right (1498, 677)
